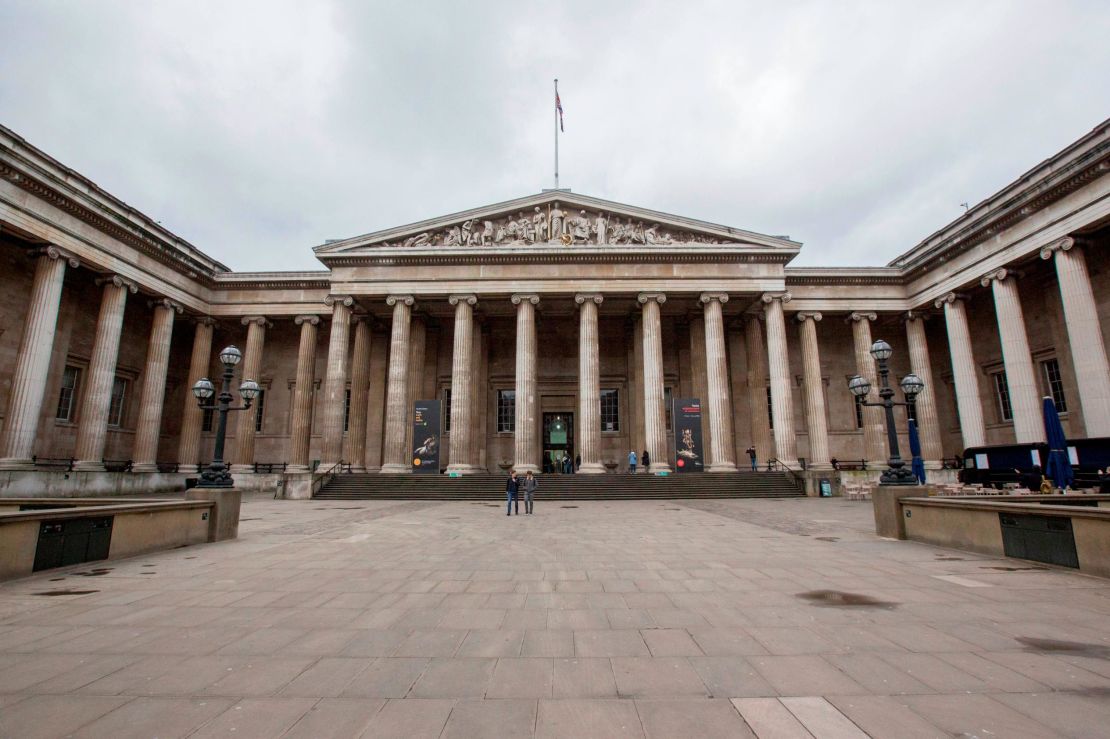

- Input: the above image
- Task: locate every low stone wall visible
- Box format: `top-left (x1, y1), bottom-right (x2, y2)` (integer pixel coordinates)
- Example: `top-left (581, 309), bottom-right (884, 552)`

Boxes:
top-left (0, 470), bottom-right (282, 498)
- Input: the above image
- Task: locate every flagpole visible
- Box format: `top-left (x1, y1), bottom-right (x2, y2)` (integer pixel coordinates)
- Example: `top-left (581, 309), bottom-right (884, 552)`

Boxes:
top-left (553, 78), bottom-right (560, 190)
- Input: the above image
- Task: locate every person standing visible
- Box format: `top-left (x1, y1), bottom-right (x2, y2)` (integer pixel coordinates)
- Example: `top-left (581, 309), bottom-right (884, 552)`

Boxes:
top-left (642, 450), bottom-right (650, 471)
top-left (506, 469), bottom-right (519, 515)
top-left (575, 453), bottom-right (581, 472)
top-left (746, 445), bottom-right (757, 471)
top-left (523, 470), bottom-right (537, 514)
top-left (629, 450), bottom-right (637, 474)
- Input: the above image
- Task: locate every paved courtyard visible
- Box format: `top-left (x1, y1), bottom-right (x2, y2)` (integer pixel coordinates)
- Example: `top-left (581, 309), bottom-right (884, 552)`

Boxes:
top-left (1, 494), bottom-right (1109, 738)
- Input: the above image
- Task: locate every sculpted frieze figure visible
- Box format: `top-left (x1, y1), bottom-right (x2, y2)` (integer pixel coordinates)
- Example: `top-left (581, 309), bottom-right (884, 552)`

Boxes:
top-left (571, 210), bottom-right (591, 243)
top-left (549, 202), bottom-right (565, 242)
top-left (533, 207), bottom-right (548, 243)
top-left (593, 212), bottom-right (608, 245)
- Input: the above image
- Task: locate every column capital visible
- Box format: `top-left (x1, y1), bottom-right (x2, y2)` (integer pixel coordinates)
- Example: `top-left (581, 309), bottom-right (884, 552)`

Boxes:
top-left (575, 293), bottom-right (603, 305)
top-left (637, 292), bottom-right (666, 305)
top-left (150, 298), bottom-right (184, 314)
top-left (351, 314), bottom-right (377, 328)
top-left (1039, 236), bottom-right (1076, 260)
top-left (95, 274), bottom-right (138, 293)
top-left (449, 294), bottom-right (478, 306)
top-left (386, 294), bottom-right (415, 307)
top-left (903, 309), bottom-right (932, 323)
top-left (980, 267), bottom-right (1021, 287)
top-left (511, 293), bottom-right (540, 305)
top-left (760, 291), bottom-right (791, 305)
top-left (795, 311), bottom-right (822, 322)
top-left (324, 294), bottom-right (355, 308)
top-left (699, 292), bottom-right (728, 305)
top-left (933, 291), bottom-right (969, 309)
top-left (240, 315), bottom-right (271, 327)
top-left (33, 245), bottom-right (80, 268)
top-left (193, 316), bottom-right (216, 327)
top-left (847, 311), bottom-right (876, 323)
top-left (294, 314), bottom-right (321, 326)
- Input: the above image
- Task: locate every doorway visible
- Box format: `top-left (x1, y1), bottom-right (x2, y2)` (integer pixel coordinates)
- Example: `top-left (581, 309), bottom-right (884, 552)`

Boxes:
top-left (543, 412), bottom-right (574, 473)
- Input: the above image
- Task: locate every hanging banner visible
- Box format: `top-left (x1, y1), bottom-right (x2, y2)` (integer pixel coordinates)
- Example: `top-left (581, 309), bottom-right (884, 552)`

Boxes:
top-left (411, 400), bottom-right (441, 474)
top-left (672, 397), bottom-right (704, 473)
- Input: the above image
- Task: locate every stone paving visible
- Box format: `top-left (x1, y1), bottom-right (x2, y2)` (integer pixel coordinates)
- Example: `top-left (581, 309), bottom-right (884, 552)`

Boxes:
top-left (1, 494), bottom-right (1110, 738)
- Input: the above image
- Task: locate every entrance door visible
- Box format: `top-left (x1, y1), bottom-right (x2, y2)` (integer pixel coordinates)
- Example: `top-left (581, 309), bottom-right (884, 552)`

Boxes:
top-left (543, 413), bottom-right (574, 473)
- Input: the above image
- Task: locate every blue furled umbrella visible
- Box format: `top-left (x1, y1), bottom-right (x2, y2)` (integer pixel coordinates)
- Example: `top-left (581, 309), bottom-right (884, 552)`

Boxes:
top-left (1043, 396), bottom-right (1074, 490)
top-left (908, 419), bottom-right (926, 484)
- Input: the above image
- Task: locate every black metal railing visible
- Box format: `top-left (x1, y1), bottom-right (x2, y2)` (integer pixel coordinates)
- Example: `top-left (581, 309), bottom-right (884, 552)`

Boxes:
top-left (102, 459), bottom-right (133, 473)
top-left (252, 462), bottom-right (288, 474)
top-left (31, 456), bottom-right (75, 471)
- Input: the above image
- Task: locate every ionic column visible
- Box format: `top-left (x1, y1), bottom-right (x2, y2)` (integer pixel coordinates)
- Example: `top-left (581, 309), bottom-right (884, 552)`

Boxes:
top-left (796, 312), bottom-right (830, 468)
top-left (446, 294), bottom-right (478, 474)
top-left (762, 292), bottom-right (797, 466)
top-left (229, 316), bottom-right (269, 473)
top-left (345, 317), bottom-right (373, 472)
top-left (904, 311), bottom-right (943, 462)
top-left (132, 299), bottom-right (182, 472)
top-left (0, 247), bottom-right (78, 469)
top-left (470, 318), bottom-right (488, 471)
top-left (74, 275), bottom-right (138, 471)
top-left (381, 295), bottom-right (414, 473)
top-left (638, 293), bottom-right (670, 473)
top-left (287, 315), bottom-right (320, 473)
top-left (744, 316), bottom-right (773, 464)
top-left (320, 295), bottom-right (354, 467)
top-left (981, 269), bottom-right (1043, 443)
top-left (849, 312), bottom-right (888, 465)
top-left (512, 294), bottom-right (540, 474)
top-left (700, 293), bottom-right (737, 472)
top-left (1041, 237), bottom-right (1110, 436)
top-left (576, 293), bottom-right (605, 473)
top-left (177, 317), bottom-right (215, 470)
top-left (935, 293), bottom-right (985, 448)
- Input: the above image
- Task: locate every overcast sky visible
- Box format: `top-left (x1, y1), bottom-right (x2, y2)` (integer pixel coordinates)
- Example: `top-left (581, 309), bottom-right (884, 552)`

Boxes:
top-left (1, 1), bottom-right (1108, 271)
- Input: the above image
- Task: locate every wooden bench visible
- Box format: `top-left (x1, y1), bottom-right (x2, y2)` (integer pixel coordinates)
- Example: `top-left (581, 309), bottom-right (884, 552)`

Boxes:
top-left (831, 459), bottom-right (868, 471)
top-left (31, 456), bottom-right (75, 471)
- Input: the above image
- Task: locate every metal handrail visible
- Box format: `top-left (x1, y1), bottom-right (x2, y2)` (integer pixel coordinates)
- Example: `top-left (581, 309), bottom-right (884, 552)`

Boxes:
top-left (767, 457), bottom-right (806, 493)
top-left (310, 460), bottom-right (343, 497)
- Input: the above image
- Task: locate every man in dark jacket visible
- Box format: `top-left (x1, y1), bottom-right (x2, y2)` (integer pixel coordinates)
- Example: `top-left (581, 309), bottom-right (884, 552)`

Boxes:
top-left (506, 470), bottom-right (519, 515)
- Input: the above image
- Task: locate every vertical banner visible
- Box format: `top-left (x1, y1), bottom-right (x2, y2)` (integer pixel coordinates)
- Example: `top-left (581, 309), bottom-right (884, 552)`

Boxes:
top-left (672, 397), bottom-right (704, 473)
top-left (412, 400), bottom-right (441, 474)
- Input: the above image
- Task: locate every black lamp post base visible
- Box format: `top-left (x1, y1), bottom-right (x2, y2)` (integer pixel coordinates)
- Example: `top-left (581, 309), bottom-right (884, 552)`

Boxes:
top-left (879, 465), bottom-right (919, 486)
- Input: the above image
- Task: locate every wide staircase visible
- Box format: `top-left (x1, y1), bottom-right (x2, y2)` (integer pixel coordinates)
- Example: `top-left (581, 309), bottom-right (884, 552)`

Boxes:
top-left (314, 471), bottom-right (804, 501)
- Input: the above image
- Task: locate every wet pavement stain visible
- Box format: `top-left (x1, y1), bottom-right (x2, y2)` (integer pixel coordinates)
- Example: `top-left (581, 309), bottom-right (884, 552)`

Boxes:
top-left (70, 568), bottom-right (113, 577)
top-left (33, 589), bottom-right (99, 596)
top-left (934, 556), bottom-right (966, 561)
top-left (1017, 637), bottom-right (1110, 658)
top-left (981, 565), bottom-right (1048, 571)
top-left (816, 536), bottom-right (840, 542)
top-left (797, 590), bottom-right (898, 608)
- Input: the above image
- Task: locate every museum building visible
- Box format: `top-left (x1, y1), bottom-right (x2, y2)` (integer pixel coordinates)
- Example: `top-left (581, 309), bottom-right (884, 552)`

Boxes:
top-left (0, 119), bottom-right (1107, 495)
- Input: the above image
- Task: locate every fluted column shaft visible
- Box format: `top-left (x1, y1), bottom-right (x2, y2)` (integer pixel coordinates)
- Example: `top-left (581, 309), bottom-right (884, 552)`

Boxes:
top-left (287, 315), bottom-right (320, 472)
top-left (762, 293), bottom-right (797, 465)
top-left (321, 297), bottom-right (354, 467)
top-left (796, 312), bottom-right (830, 467)
top-left (850, 313), bottom-right (887, 465)
top-left (381, 296), bottom-right (414, 473)
top-left (576, 293), bottom-right (605, 473)
top-left (936, 294), bottom-right (985, 448)
top-left (701, 293), bottom-right (737, 472)
top-left (230, 316), bottom-right (268, 472)
top-left (744, 317), bottom-right (773, 464)
top-left (446, 295), bottom-right (477, 474)
top-left (982, 269), bottom-right (1043, 443)
top-left (74, 276), bottom-right (136, 471)
top-left (639, 293), bottom-right (670, 473)
top-left (904, 313), bottom-right (943, 461)
top-left (512, 295), bottom-right (540, 473)
top-left (345, 318), bottom-right (373, 472)
top-left (1042, 238), bottom-right (1110, 436)
top-left (0, 248), bottom-right (75, 468)
top-left (132, 300), bottom-right (180, 471)
top-left (177, 318), bottom-right (214, 469)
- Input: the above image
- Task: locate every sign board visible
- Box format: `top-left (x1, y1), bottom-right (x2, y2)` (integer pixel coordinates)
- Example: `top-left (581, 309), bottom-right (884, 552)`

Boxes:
top-left (1030, 449), bottom-right (1042, 467)
top-left (672, 397), bottom-right (704, 473)
top-left (411, 400), bottom-right (441, 474)
top-left (819, 479), bottom-right (832, 497)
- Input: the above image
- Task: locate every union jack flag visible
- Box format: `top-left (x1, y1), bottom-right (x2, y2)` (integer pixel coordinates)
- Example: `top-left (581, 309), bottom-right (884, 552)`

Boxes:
top-left (556, 90), bottom-right (564, 132)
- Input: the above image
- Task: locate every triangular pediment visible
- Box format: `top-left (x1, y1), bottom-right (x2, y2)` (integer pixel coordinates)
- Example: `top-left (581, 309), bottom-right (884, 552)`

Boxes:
top-left (313, 191), bottom-right (799, 256)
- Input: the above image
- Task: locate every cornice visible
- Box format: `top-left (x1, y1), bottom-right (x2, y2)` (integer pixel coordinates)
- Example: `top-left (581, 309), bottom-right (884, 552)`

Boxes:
top-left (210, 271), bottom-right (332, 290)
top-left (323, 248), bottom-right (795, 268)
top-left (784, 267), bottom-right (905, 287)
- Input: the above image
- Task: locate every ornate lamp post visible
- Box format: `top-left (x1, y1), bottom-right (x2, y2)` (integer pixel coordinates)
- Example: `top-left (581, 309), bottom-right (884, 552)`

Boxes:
top-left (847, 339), bottom-right (925, 486)
top-left (192, 345), bottom-right (260, 488)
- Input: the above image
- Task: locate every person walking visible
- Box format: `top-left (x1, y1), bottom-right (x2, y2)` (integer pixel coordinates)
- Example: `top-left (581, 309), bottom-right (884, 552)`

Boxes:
top-left (746, 445), bottom-right (757, 471)
top-left (628, 450), bottom-right (637, 474)
top-left (505, 469), bottom-right (519, 515)
top-left (642, 450), bottom-right (650, 471)
top-left (523, 470), bottom-right (537, 514)
top-left (575, 454), bottom-right (581, 472)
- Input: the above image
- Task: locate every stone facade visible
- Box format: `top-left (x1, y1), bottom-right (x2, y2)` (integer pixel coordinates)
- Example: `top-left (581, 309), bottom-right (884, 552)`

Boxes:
top-left (1, 120), bottom-right (1108, 489)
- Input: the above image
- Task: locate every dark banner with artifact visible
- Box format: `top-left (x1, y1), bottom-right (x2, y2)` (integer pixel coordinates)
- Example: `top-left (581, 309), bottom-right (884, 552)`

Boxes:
top-left (412, 400), bottom-right (441, 474)
top-left (672, 397), bottom-right (704, 473)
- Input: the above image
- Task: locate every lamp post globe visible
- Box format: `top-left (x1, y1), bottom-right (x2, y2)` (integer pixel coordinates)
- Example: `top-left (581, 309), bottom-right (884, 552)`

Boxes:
top-left (238, 379), bottom-right (261, 402)
top-left (218, 345), bottom-right (242, 367)
top-left (193, 346), bottom-right (255, 488)
top-left (869, 339), bottom-right (893, 361)
top-left (192, 377), bottom-right (215, 400)
top-left (900, 372), bottom-right (924, 398)
top-left (847, 374), bottom-right (871, 398)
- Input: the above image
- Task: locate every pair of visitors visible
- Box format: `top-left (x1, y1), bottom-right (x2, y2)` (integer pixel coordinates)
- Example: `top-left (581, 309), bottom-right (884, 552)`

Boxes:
top-left (746, 445), bottom-right (757, 471)
top-left (629, 450), bottom-right (637, 474)
top-left (505, 469), bottom-right (536, 514)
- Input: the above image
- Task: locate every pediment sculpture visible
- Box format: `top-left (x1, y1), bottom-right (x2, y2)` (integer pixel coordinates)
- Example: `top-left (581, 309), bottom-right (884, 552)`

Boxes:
top-left (380, 202), bottom-right (741, 248)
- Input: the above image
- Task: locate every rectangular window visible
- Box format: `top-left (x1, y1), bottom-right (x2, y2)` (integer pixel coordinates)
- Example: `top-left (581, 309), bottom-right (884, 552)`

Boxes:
top-left (854, 394), bottom-right (864, 429)
top-left (254, 388), bottom-right (266, 433)
top-left (766, 385), bottom-right (774, 430)
top-left (664, 386), bottom-right (673, 431)
top-left (600, 388), bottom-right (619, 431)
top-left (56, 365), bottom-right (81, 422)
top-left (202, 408), bottom-right (214, 433)
top-left (1041, 358), bottom-right (1067, 413)
top-left (343, 388), bottom-right (351, 432)
top-left (443, 388), bottom-right (452, 433)
top-left (497, 390), bottom-right (515, 433)
top-left (993, 371), bottom-right (1013, 422)
top-left (107, 377), bottom-right (128, 427)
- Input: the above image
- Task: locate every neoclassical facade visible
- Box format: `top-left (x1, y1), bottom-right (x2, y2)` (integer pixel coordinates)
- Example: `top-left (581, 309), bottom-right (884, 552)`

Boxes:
top-left (0, 119), bottom-right (1107, 491)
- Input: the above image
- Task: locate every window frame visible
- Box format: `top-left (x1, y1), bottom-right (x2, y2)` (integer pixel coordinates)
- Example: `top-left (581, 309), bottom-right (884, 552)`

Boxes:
top-left (443, 387), bottom-right (452, 433)
top-left (600, 388), bottom-right (620, 432)
top-left (496, 389), bottom-right (516, 433)
top-left (56, 365), bottom-right (82, 423)
top-left (1040, 358), bottom-right (1067, 413)
top-left (107, 376), bottom-right (128, 428)
top-left (992, 371), bottom-right (1013, 423)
